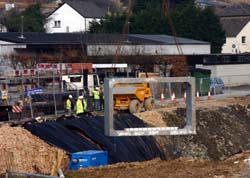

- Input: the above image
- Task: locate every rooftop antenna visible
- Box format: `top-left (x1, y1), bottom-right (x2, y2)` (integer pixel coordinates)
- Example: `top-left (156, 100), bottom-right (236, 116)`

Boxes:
top-left (19, 15), bottom-right (25, 39)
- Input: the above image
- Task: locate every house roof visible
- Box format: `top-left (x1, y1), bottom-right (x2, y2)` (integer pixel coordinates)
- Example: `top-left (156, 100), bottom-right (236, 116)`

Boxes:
top-left (0, 32), bottom-right (210, 46)
top-left (131, 34), bottom-right (209, 45)
top-left (220, 18), bottom-right (250, 37)
top-left (64, 0), bottom-right (108, 18)
top-left (216, 3), bottom-right (250, 17)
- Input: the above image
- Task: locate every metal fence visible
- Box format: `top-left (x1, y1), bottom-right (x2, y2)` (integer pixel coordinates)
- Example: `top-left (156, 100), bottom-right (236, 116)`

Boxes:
top-left (5, 170), bottom-right (63, 178)
top-left (0, 74), bottom-right (92, 120)
top-left (149, 75), bottom-right (250, 103)
top-left (1, 74), bottom-right (250, 121)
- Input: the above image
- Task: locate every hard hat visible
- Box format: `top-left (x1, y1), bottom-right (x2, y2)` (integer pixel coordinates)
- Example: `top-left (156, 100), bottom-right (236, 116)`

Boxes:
top-left (95, 86), bottom-right (99, 90)
top-left (69, 95), bottom-right (73, 98)
top-left (79, 95), bottom-right (84, 99)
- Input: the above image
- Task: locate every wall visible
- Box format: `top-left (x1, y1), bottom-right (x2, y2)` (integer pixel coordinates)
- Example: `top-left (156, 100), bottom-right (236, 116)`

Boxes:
top-left (222, 21), bottom-right (250, 54)
top-left (44, 3), bottom-right (100, 33)
top-left (0, 41), bottom-right (26, 55)
top-left (87, 44), bottom-right (211, 56)
top-left (0, 41), bottom-right (26, 76)
top-left (196, 64), bottom-right (250, 86)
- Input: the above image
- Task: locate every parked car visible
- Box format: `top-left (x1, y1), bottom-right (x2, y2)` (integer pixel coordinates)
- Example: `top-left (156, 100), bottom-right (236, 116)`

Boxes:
top-left (210, 77), bottom-right (224, 94)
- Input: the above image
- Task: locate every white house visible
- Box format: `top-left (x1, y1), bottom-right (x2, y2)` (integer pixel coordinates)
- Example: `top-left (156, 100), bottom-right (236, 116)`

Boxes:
top-left (44, 0), bottom-right (111, 33)
top-left (217, 3), bottom-right (250, 54)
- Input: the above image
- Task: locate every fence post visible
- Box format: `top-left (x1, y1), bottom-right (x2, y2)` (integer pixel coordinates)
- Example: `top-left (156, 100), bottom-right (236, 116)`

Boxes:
top-left (168, 82), bottom-right (171, 99)
top-left (5, 79), bottom-right (9, 105)
top-left (5, 170), bottom-right (9, 178)
top-left (29, 95), bottom-right (34, 119)
top-left (37, 70), bottom-right (40, 88)
top-left (21, 72), bottom-right (24, 102)
top-left (200, 78), bottom-right (203, 96)
top-left (228, 76), bottom-right (231, 96)
top-left (53, 70), bottom-right (58, 116)
top-left (249, 75), bottom-right (250, 92)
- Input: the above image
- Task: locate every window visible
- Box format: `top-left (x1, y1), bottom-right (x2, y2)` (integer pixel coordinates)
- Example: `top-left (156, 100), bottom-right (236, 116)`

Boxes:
top-left (54, 20), bottom-right (61, 28)
top-left (242, 36), bottom-right (246, 44)
top-left (70, 76), bottom-right (81, 82)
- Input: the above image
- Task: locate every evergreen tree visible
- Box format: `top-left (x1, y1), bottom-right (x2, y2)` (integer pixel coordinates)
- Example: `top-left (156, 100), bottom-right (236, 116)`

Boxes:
top-left (4, 3), bottom-right (45, 32)
top-left (172, 5), bottom-right (225, 53)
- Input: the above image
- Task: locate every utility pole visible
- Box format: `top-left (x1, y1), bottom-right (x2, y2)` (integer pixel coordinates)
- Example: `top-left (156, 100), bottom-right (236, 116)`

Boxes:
top-left (19, 16), bottom-right (25, 39)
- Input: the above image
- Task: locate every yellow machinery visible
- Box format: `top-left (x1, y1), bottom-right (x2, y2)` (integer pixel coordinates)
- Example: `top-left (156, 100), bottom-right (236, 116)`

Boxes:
top-left (113, 83), bottom-right (154, 113)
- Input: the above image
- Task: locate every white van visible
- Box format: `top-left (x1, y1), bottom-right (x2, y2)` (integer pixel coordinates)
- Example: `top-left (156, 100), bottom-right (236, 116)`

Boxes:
top-left (61, 74), bottom-right (100, 93)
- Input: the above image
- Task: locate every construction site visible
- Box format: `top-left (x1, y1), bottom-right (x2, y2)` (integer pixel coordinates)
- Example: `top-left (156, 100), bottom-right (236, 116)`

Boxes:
top-left (1, 95), bottom-right (250, 178)
top-left (1, 0), bottom-right (250, 178)
top-left (1, 59), bottom-right (250, 178)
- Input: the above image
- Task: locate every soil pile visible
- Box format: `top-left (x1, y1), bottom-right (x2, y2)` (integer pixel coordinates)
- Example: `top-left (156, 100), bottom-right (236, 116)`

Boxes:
top-left (65, 151), bottom-right (250, 178)
top-left (0, 125), bottom-right (66, 175)
top-left (136, 97), bottom-right (250, 161)
top-left (156, 104), bottom-right (250, 160)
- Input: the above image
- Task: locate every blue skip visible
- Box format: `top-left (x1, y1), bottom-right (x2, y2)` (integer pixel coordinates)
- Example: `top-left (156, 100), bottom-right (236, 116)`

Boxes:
top-left (68, 150), bottom-right (108, 170)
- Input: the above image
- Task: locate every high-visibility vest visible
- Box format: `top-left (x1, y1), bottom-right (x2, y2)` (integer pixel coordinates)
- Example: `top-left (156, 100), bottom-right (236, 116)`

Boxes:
top-left (66, 99), bottom-right (72, 110)
top-left (92, 90), bottom-right (100, 100)
top-left (76, 99), bottom-right (87, 114)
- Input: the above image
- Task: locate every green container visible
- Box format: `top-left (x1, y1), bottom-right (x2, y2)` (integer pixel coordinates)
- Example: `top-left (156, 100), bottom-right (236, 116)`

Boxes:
top-left (189, 68), bottom-right (211, 96)
top-left (194, 72), bottom-right (210, 96)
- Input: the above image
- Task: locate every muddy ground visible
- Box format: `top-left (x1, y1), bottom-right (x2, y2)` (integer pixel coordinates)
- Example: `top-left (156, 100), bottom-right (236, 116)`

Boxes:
top-left (1, 96), bottom-right (250, 178)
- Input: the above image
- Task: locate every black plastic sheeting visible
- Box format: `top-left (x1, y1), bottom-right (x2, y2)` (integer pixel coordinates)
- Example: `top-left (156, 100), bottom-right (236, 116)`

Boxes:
top-left (24, 114), bottom-right (165, 164)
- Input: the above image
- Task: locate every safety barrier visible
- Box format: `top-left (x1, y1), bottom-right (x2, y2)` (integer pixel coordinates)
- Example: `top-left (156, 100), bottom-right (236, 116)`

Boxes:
top-left (12, 104), bottom-right (22, 113)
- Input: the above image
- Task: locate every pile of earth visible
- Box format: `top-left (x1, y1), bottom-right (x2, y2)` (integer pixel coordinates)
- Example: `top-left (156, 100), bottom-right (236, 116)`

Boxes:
top-left (66, 151), bottom-right (250, 178)
top-left (136, 97), bottom-right (250, 161)
top-left (0, 125), bottom-right (67, 175)
top-left (156, 103), bottom-right (250, 161)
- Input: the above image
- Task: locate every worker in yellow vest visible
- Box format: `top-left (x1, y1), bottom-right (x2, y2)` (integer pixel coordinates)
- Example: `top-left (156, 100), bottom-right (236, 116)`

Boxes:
top-left (76, 95), bottom-right (87, 116)
top-left (92, 86), bottom-right (101, 111)
top-left (65, 94), bottom-right (74, 116)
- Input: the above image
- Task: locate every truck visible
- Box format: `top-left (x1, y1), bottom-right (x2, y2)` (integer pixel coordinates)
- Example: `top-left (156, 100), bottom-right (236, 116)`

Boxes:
top-left (113, 83), bottom-right (154, 113)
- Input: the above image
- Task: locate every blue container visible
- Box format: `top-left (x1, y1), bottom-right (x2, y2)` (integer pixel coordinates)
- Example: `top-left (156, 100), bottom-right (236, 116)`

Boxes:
top-left (68, 150), bottom-right (108, 170)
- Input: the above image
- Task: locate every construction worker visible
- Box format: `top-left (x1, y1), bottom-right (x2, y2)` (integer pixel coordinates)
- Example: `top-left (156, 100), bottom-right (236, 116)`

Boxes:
top-left (65, 94), bottom-right (74, 116)
top-left (92, 86), bottom-right (101, 111)
top-left (76, 95), bottom-right (87, 116)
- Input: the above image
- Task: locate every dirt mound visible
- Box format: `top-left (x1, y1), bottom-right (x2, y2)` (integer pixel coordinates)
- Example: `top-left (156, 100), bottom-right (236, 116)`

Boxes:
top-left (0, 124), bottom-right (67, 175)
top-left (154, 104), bottom-right (250, 161)
top-left (65, 151), bottom-right (250, 178)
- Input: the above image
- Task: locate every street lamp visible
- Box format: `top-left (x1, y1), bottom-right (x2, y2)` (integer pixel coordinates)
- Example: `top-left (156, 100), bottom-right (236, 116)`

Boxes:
top-left (19, 16), bottom-right (25, 39)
